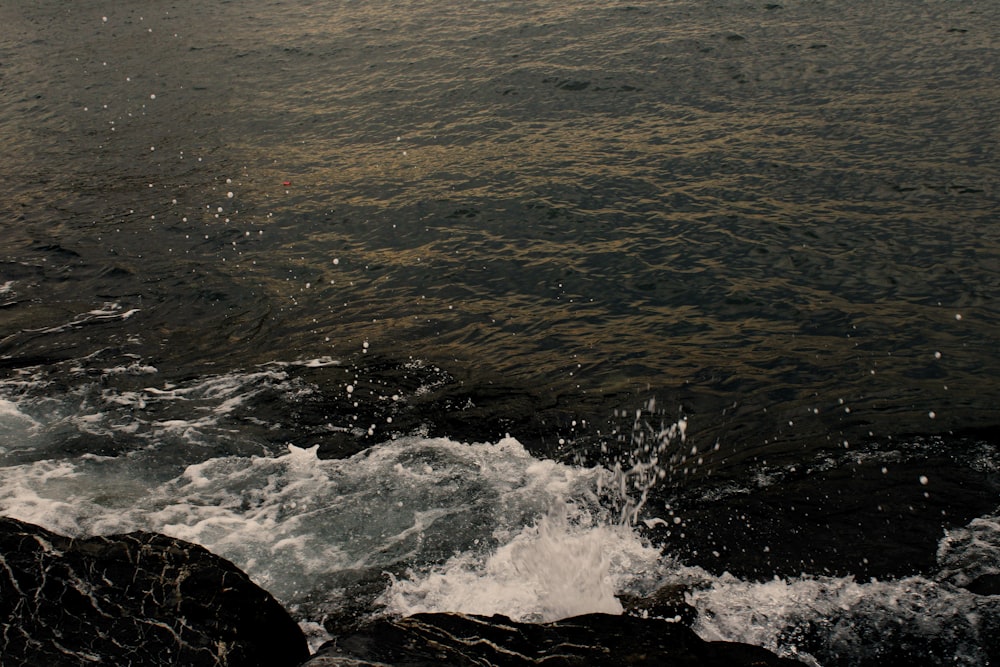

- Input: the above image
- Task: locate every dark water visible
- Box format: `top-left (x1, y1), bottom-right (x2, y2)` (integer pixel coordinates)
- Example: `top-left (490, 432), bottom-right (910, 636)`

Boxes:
top-left (2, 0), bottom-right (999, 664)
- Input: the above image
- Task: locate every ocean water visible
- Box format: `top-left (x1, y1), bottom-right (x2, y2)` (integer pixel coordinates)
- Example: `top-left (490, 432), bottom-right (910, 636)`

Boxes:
top-left (1, 0), bottom-right (999, 664)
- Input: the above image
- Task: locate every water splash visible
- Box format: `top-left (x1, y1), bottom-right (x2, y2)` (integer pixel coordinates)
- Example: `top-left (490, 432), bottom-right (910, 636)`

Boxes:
top-left (595, 399), bottom-right (696, 526)
top-left (690, 571), bottom-right (999, 667)
top-left (379, 402), bottom-right (695, 622)
top-left (381, 501), bottom-right (660, 622)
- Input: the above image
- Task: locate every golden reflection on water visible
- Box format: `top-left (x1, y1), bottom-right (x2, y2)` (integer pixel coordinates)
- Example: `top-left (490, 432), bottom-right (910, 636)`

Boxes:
top-left (2, 0), bottom-right (998, 446)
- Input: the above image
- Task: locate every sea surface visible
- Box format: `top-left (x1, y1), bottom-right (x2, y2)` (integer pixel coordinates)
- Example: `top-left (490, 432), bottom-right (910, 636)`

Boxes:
top-left (2, 0), bottom-right (999, 664)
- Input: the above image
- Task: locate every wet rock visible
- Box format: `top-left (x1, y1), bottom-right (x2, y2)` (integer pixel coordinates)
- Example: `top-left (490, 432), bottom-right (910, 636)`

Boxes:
top-left (302, 611), bottom-right (804, 666)
top-left (0, 517), bottom-right (309, 667)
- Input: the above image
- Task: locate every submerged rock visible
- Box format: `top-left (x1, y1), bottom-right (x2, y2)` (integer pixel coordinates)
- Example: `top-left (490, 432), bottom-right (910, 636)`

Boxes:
top-left (303, 611), bottom-right (803, 666)
top-left (618, 583), bottom-right (698, 625)
top-left (0, 517), bottom-right (309, 667)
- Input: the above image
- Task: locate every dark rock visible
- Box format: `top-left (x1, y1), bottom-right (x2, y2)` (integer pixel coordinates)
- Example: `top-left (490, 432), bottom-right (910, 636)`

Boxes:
top-left (302, 611), bottom-right (804, 666)
top-left (0, 517), bottom-right (309, 667)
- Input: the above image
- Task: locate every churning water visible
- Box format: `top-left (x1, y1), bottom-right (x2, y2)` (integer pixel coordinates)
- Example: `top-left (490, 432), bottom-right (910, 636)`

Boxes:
top-left (2, 0), bottom-right (999, 664)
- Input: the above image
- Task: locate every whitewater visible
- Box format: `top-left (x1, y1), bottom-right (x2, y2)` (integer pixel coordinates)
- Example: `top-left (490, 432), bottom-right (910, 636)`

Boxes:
top-left (2, 0), bottom-right (999, 663)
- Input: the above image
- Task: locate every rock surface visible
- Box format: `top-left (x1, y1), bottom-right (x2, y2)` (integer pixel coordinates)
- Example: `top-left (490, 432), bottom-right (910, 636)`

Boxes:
top-left (0, 517), bottom-right (804, 667)
top-left (618, 582), bottom-right (698, 625)
top-left (303, 611), bottom-right (804, 666)
top-left (0, 517), bottom-right (309, 667)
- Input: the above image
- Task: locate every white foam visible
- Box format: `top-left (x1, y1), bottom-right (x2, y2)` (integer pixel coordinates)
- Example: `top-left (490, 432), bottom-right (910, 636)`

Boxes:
top-left (0, 460), bottom-right (94, 536)
top-left (381, 501), bottom-right (664, 622)
top-left (0, 398), bottom-right (40, 433)
top-left (0, 364), bottom-right (314, 461)
top-left (264, 357), bottom-right (340, 368)
top-left (1, 409), bottom-right (996, 663)
top-left (102, 362), bottom-right (158, 376)
top-left (0, 435), bottom-right (654, 621)
top-left (689, 570), bottom-right (996, 666)
top-left (937, 513), bottom-right (1000, 589)
top-left (26, 302), bottom-right (141, 334)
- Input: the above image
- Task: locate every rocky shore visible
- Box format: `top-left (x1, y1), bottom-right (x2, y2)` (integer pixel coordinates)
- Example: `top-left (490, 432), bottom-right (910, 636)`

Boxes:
top-left (1, 517), bottom-right (800, 666)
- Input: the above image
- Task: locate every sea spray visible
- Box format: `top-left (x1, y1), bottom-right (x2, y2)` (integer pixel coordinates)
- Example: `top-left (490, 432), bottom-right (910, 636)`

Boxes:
top-left (2, 386), bottom-right (998, 662)
top-left (379, 406), bottom-right (695, 622)
top-left (381, 501), bottom-right (640, 622)
top-left (595, 399), bottom-right (692, 526)
top-left (0, 428), bottom-right (666, 624)
top-left (689, 571), bottom-right (999, 667)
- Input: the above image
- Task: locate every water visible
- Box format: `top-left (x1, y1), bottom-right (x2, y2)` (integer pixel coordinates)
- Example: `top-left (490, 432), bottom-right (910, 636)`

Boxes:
top-left (2, 0), bottom-right (999, 664)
